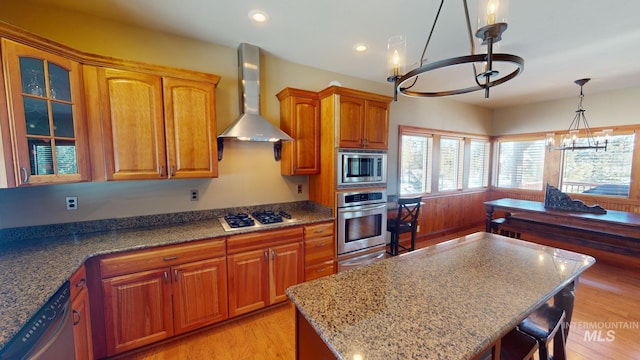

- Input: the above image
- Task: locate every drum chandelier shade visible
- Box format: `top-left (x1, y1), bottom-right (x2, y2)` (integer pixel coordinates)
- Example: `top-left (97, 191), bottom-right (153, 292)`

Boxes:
top-left (387, 0), bottom-right (524, 100)
top-left (545, 78), bottom-right (613, 152)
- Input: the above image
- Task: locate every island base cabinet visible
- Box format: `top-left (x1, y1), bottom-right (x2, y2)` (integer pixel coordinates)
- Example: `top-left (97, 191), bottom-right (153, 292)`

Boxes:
top-left (102, 269), bottom-right (174, 355)
top-left (296, 309), bottom-right (337, 360)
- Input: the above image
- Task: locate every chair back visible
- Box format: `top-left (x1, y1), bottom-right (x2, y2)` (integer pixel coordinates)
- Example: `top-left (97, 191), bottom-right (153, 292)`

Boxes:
top-left (393, 196), bottom-right (422, 228)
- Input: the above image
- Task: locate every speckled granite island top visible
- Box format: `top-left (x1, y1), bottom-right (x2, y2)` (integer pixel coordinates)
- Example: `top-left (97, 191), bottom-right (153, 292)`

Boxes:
top-left (0, 201), bottom-right (332, 350)
top-left (287, 232), bottom-right (595, 360)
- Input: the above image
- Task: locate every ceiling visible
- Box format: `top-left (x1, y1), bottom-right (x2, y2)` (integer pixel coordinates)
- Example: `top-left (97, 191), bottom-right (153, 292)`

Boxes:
top-left (29, 0), bottom-right (640, 109)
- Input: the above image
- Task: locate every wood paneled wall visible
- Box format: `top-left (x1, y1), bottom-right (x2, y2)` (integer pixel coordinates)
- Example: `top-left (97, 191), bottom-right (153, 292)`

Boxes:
top-left (412, 187), bottom-right (639, 244)
top-left (414, 191), bottom-right (490, 239)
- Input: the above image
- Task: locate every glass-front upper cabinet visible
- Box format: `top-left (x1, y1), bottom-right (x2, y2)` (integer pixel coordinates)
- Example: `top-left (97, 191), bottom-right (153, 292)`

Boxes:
top-left (1, 39), bottom-right (89, 186)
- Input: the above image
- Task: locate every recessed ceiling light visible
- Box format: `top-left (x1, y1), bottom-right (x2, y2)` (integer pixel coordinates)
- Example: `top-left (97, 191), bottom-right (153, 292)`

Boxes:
top-left (354, 43), bottom-right (368, 52)
top-left (248, 9), bottom-right (270, 23)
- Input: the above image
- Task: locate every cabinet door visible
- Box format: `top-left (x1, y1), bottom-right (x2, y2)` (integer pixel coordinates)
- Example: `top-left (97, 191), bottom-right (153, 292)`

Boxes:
top-left (227, 249), bottom-right (269, 317)
top-left (338, 95), bottom-right (366, 148)
top-left (1, 39), bottom-right (89, 186)
top-left (102, 269), bottom-right (173, 355)
top-left (97, 68), bottom-right (166, 180)
top-left (363, 100), bottom-right (389, 149)
top-left (72, 287), bottom-right (94, 360)
top-left (280, 92), bottom-right (320, 175)
top-left (269, 242), bottom-right (303, 304)
top-left (172, 257), bottom-right (228, 334)
top-left (163, 77), bottom-right (218, 179)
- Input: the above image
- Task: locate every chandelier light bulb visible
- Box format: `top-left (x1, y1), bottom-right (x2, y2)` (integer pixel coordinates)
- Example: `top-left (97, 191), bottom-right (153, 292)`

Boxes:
top-left (486, 0), bottom-right (498, 25)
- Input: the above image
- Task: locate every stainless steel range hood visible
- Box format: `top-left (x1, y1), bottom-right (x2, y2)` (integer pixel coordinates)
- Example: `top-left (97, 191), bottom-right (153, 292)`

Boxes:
top-left (218, 43), bottom-right (292, 145)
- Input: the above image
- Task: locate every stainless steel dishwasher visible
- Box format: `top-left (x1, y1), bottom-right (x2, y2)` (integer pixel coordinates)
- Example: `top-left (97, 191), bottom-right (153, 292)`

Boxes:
top-left (0, 281), bottom-right (75, 360)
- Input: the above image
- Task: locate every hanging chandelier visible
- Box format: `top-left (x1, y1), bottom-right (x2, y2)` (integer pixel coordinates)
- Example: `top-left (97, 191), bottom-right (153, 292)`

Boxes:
top-left (386, 0), bottom-right (524, 100)
top-left (546, 78), bottom-right (612, 152)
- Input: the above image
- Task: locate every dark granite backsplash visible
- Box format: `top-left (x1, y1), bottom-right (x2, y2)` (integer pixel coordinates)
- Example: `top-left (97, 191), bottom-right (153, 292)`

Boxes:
top-left (0, 201), bottom-right (331, 244)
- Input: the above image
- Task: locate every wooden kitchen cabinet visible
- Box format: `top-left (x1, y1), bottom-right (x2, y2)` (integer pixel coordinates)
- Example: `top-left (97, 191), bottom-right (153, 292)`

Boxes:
top-left (338, 94), bottom-right (389, 149)
top-left (83, 66), bottom-right (219, 181)
top-left (70, 265), bottom-right (93, 360)
top-left (97, 239), bottom-right (227, 356)
top-left (102, 268), bottom-right (173, 355)
top-left (318, 86), bottom-right (391, 150)
top-left (227, 227), bottom-right (303, 317)
top-left (303, 221), bottom-right (335, 281)
top-left (0, 38), bottom-right (90, 187)
top-left (276, 87), bottom-right (320, 175)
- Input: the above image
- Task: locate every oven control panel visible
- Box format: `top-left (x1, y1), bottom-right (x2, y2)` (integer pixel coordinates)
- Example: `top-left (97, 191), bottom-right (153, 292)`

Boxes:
top-left (338, 190), bottom-right (387, 207)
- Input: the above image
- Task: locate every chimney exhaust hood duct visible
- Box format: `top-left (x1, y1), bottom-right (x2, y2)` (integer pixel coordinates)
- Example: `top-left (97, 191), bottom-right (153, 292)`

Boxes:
top-left (217, 43), bottom-right (292, 161)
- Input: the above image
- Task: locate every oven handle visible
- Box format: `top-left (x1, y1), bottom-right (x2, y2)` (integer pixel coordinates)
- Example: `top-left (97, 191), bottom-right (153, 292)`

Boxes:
top-left (337, 203), bottom-right (387, 215)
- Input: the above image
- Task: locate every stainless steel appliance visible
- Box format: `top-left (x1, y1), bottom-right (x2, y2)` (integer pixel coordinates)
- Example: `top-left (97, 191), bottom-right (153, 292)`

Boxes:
top-left (218, 209), bottom-right (297, 232)
top-left (337, 150), bottom-right (387, 187)
top-left (337, 249), bottom-right (386, 272)
top-left (0, 281), bottom-right (75, 360)
top-left (337, 190), bottom-right (387, 255)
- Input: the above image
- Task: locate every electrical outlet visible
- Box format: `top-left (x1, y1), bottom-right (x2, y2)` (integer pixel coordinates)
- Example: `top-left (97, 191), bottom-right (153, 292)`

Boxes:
top-left (66, 196), bottom-right (78, 211)
top-left (190, 189), bottom-right (199, 201)
top-left (297, 184), bottom-right (302, 194)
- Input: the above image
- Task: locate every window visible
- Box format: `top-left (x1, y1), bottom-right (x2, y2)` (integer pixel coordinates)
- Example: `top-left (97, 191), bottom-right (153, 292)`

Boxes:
top-left (398, 126), bottom-right (490, 196)
top-left (439, 137), bottom-right (463, 191)
top-left (469, 140), bottom-right (490, 188)
top-left (561, 133), bottom-right (635, 197)
top-left (400, 133), bottom-right (432, 195)
top-left (496, 139), bottom-right (546, 190)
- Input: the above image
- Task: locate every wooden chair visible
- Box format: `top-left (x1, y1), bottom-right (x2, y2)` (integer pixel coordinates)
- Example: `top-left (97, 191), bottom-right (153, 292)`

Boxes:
top-left (518, 303), bottom-right (566, 360)
top-left (500, 328), bottom-right (539, 360)
top-left (387, 196), bottom-right (421, 256)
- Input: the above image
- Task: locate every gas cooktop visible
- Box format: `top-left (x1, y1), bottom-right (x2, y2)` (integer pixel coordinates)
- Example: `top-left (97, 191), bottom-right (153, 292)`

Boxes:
top-left (218, 210), bottom-right (297, 232)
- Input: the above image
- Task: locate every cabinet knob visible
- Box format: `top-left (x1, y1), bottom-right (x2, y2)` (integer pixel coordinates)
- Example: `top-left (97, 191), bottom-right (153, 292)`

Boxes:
top-left (72, 309), bottom-right (81, 326)
top-left (75, 278), bottom-right (86, 289)
top-left (174, 269), bottom-right (179, 282)
top-left (163, 271), bottom-right (169, 283)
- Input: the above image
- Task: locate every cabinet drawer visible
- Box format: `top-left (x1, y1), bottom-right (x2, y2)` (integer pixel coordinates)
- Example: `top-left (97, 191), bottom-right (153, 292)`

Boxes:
top-left (70, 264), bottom-right (88, 300)
top-left (304, 260), bottom-right (334, 281)
top-left (100, 239), bottom-right (225, 278)
top-left (304, 236), bottom-right (334, 265)
top-left (303, 222), bottom-right (334, 240)
top-left (227, 227), bottom-right (303, 255)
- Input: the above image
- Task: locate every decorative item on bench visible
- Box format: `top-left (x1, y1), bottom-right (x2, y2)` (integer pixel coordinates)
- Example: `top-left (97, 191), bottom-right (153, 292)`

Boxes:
top-left (544, 183), bottom-right (606, 214)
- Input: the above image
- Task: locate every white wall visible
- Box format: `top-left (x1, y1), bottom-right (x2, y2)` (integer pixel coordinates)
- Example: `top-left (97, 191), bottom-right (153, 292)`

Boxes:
top-left (493, 87), bottom-right (640, 135)
top-left (0, 1), bottom-right (491, 229)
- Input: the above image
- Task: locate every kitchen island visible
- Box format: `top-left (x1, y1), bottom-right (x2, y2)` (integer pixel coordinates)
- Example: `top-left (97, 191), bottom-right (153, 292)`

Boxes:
top-left (286, 232), bottom-right (595, 360)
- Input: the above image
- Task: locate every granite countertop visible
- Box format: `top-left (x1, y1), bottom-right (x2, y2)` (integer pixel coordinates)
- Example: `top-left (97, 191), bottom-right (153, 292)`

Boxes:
top-left (287, 231), bottom-right (595, 360)
top-left (0, 201), bottom-right (333, 350)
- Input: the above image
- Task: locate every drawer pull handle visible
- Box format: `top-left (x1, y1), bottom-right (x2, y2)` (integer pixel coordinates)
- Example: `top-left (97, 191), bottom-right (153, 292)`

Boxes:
top-left (163, 271), bottom-right (169, 283)
top-left (316, 268), bottom-right (326, 273)
top-left (21, 167), bottom-right (29, 183)
top-left (315, 243), bottom-right (326, 247)
top-left (314, 229), bottom-right (325, 233)
top-left (75, 278), bottom-right (86, 288)
top-left (162, 256), bottom-right (178, 261)
top-left (174, 269), bottom-right (179, 282)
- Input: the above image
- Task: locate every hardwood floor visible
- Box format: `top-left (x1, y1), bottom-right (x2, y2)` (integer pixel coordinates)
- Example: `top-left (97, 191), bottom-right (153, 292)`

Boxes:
top-left (121, 234), bottom-right (640, 360)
